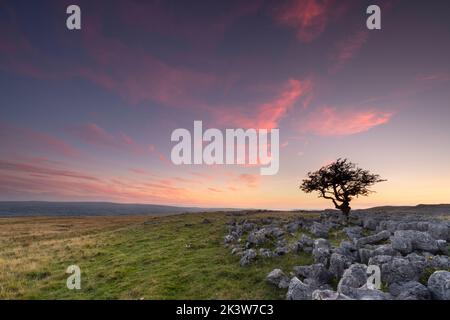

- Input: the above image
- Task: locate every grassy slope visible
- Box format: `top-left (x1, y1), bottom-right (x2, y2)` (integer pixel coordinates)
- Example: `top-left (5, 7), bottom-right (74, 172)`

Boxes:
top-left (0, 212), bottom-right (327, 300)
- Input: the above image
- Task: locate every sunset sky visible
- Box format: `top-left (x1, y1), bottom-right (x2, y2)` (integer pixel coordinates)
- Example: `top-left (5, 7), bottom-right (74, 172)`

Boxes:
top-left (1, 0), bottom-right (449, 209)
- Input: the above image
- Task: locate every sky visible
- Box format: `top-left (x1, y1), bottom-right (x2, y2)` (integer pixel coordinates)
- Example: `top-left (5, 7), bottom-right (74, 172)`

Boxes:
top-left (0, 0), bottom-right (449, 209)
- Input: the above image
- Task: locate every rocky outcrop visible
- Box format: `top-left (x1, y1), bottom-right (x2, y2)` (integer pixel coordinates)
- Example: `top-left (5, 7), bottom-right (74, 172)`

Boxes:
top-left (224, 211), bottom-right (450, 300)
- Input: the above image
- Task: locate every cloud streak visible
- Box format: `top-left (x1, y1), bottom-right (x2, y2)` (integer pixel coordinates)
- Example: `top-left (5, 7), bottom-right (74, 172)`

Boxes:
top-left (0, 124), bottom-right (80, 158)
top-left (215, 78), bottom-right (313, 129)
top-left (330, 31), bottom-right (369, 72)
top-left (301, 106), bottom-right (393, 136)
top-left (273, 0), bottom-right (347, 42)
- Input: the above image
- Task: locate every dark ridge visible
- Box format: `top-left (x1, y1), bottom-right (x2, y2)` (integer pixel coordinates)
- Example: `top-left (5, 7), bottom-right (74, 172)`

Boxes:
top-left (0, 201), bottom-right (235, 217)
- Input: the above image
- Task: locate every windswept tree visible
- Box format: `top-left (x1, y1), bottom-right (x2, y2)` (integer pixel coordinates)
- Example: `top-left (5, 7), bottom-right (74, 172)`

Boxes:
top-left (300, 158), bottom-right (385, 220)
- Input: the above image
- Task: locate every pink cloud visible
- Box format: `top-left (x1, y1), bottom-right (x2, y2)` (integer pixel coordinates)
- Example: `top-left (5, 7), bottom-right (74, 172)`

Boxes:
top-left (330, 31), bottom-right (369, 72)
top-left (0, 123), bottom-right (80, 158)
top-left (415, 72), bottom-right (450, 82)
top-left (0, 159), bottom-right (195, 204)
top-left (216, 78), bottom-right (313, 129)
top-left (0, 6), bottom-right (218, 109)
top-left (0, 160), bottom-right (99, 181)
top-left (302, 106), bottom-right (393, 136)
top-left (76, 18), bottom-right (218, 108)
top-left (273, 0), bottom-right (347, 42)
top-left (238, 174), bottom-right (261, 188)
top-left (129, 168), bottom-right (148, 175)
top-left (189, 172), bottom-right (214, 181)
top-left (70, 123), bottom-right (147, 155)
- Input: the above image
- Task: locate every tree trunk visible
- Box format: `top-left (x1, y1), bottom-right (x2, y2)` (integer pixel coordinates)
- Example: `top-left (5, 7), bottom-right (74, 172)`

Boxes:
top-left (337, 201), bottom-right (351, 223)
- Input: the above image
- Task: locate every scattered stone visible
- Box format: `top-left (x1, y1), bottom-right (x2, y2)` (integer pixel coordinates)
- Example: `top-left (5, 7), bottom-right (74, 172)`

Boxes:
top-left (329, 253), bottom-right (353, 278)
top-left (391, 230), bottom-right (440, 254)
top-left (310, 222), bottom-right (330, 238)
top-left (372, 244), bottom-right (399, 257)
top-left (363, 218), bottom-right (379, 230)
top-left (437, 240), bottom-right (448, 254)
top-left (427, 271), bottom-right (450, 300)
top-left (427, 255), bottom-right (450, 269)
top-left (259, 248), bottom-right (273, 258)
top-left (286, 222), bottom-right (300, 233)
top-left (313, 247), bottom-right (331, 267)
top-left (312, 289), bottom-right (353, 300)
top-left (286, 277), bottom-right (313, 300)
top-left (225, 212), bottom-right (450, 300)
top-left (274, 246), bottom-right (290, 256)
top-left (224, 234), bottom-right (235, 244)
top-left (428, 223), bottom-right (449, 240)
top-left (239, 249), bottom-right (257, 266)
top-left (359, 248), bottom-right (373, 264)
top-left (270, 227), bottom-right (285, 238)
top-left (231, 247), bottom-right (243, 255)
top-left (382, 257), bottom-right (420, 285)
top-left (293, 263), bottom-right (332, 285)
top-left (266, 269), bottom-right (290, 289)
top-left (344, 286), bottom-right (392, 300)
top-left (355, 230), bottom-right (390, 247)
top-left (344, 226), bottom-right (363, 240)
top-left (337, 264), bottom-right (368, 296)
top-left (368, 255), bottom-right (393, 268)
top-left (405, 253), bottom-right (427, 274)
top-left (390, 281), bottom-right (430, 300)
top-left (297, 235), bottom-right (314, 253)
top-left (242, 222), bottom-right (255, 231)
top-left (247, 229), bottom-right (267, 246)
top-left (314, 238), bottom-right (330, 249)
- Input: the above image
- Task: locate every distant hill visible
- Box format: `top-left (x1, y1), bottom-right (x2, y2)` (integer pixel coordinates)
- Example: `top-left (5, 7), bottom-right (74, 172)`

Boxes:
top-left (0, 201), bottom-right (234, 216)
top-left (355, 204), bottom-right (450, 216)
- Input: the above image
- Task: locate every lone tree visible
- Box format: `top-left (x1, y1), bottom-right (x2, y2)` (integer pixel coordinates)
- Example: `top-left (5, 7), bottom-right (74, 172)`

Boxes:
top-left (300, 158), bottom-right (385, 220)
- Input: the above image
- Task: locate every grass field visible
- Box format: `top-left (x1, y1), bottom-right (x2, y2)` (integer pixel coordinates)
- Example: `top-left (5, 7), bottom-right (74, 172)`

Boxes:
top-left (0, 211), bottom-right (326, 300)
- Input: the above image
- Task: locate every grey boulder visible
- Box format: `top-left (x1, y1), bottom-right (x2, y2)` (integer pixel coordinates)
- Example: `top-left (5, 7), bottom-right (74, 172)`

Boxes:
top-left (310, 222), bottom-right (330, 238)
top-left (312, 289), bottom-right (353, 300)
top-left (428, 223), bottom-right (449, 241)
top-left (286, 277), bottom-right (313, 300)
top-left (293, 263), bottom-right (333, 285)
top-left (391, 230), bottom-right (440, 254)
top-left (382, 257), bottom-right (420, 285)
top-left (337, 264), bottom-right (368, 295)
top-left (427, 270), bottom-right (450, 300)
top-left (329, 253), bottom-right (353, 278)
top-left (266, 269), bottom-right (290, 289)
top-left (390, 281), bottom-right (430, 300)
top-left (355, 230), bottom-right (390, 247)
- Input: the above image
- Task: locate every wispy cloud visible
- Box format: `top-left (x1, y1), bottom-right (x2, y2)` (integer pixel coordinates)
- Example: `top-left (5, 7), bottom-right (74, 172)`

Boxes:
top-left (273, 0), bottom-right (347, 42)
top-left (238, 174), bottom-right (261, 188)
top-left (0, 159), bottom-right (99, 181)
top-left (415, 72), bottom-right (450, 82)
top-left (301, 106), bottom-right (393, 136)
top-left (69, 123), bottom-right (148, 155)
top-left (330, 31), bottom-right (369, 72)
top-left (0, 123), bottom-right (80, 158)
top-left (215, 78), bottom-right (313, 129)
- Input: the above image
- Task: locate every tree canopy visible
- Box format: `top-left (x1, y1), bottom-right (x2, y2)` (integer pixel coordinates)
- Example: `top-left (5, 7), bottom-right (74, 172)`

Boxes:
top-left (300, 158), bottom-right (385, 217)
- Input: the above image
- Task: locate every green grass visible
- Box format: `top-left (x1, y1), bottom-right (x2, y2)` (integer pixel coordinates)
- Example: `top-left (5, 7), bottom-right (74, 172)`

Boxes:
top-left (0, 212), bottom-right (314, 300)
